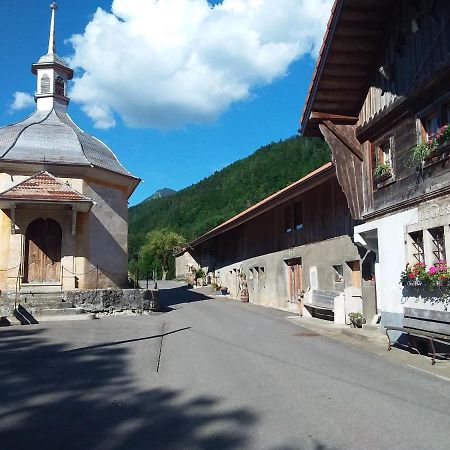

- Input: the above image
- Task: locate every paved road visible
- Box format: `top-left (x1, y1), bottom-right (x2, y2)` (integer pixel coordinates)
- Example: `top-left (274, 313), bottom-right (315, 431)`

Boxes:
top-left (1, 282), bottom-right (449, 450)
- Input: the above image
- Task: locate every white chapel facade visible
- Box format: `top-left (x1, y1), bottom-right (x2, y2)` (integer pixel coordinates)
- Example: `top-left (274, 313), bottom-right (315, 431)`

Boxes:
top-left (0, 3), bottom-right (140, 292)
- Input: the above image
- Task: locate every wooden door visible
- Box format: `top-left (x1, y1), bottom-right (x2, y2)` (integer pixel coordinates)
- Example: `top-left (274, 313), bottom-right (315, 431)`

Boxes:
top-left (25, 219), bottom-right (62, 283)
top-left (347, 260), bottom-right (361, 288)
top-left (288, 263), bottom-right (303, 302)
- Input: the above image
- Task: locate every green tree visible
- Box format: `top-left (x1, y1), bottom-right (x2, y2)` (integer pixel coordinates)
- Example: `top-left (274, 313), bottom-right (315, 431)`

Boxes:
top-left (140, 229), bottom-right (186, 280)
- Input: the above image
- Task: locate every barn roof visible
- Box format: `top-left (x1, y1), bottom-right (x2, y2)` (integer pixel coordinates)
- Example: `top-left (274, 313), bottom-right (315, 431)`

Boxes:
top-left (300, 0), bottom-right (394, 136)
top-left (185, 162), bottom-right (334, 251)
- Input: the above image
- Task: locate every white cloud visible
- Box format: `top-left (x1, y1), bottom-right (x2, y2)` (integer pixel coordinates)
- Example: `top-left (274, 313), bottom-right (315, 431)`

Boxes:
top-left (70, 0), bottom-right (332, 129)
top-left (10, 91), bottom-right (35, 112)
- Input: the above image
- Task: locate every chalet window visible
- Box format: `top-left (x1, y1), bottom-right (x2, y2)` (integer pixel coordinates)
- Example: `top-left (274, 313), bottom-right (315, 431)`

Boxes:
top-left (332, 265), bottom-right (343, 283)
top-left (361, 251), bottom-right (376, 282)
top-left (255, 266), bottom-right (265, 290)
top-left (372, 138), bottom-right (393, 166)
top-left (429, 227), bottom-right (446, 263)
top-left (378, 141), bottom-right (392, 166)
top-left (285, 205), bottom-right (292, 233)
top-left (417, 101), bottom-right (450, 143)
top-left (445, 104), bottom-right (450, 124)
top-left (419, 113), bottom-right (440, 142)
top-left (409, 231), bottom-right (425, 264)
top-left (372, 136), bottom-right (394, 187)
top-left (294, 201), bottom-right (303, 231)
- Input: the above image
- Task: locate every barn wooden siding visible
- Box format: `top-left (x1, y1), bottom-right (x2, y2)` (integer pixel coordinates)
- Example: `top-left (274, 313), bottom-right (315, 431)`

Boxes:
top-left (358, 0), bottom-right (450, 127)
top-left (196, 177), bottom-right (354, 270)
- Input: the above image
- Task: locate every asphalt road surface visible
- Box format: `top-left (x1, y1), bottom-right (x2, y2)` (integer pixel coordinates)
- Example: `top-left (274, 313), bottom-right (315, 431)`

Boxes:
top-left (1, 281), bottom-right (449, 450)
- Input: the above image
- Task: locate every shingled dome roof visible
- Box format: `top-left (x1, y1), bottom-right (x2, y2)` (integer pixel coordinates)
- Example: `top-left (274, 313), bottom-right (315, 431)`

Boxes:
top-left (0, 104), bottom-right (134, 178)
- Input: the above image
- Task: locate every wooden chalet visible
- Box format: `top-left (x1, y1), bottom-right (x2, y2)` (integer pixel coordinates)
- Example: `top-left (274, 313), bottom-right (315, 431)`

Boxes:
top-left (302, 0), bottom-right (450, 327)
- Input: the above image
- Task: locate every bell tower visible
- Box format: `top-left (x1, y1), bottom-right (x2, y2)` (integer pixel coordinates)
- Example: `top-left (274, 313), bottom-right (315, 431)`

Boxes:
top-left (31, 2), bottom-right (74, 111)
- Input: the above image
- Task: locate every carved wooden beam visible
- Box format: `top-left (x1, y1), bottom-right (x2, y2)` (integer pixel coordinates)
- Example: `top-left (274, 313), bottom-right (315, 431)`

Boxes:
top-left (310, 111), bottom-right (358, 123)
top-left (319, 123), bottom-right (364, 220)
top-left (322, 120), bottom-right (363, 161)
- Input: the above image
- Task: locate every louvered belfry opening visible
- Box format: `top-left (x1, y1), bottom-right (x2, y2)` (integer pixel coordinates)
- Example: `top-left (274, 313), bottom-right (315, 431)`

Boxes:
top-left (40, 74), bottom-right (51, 94)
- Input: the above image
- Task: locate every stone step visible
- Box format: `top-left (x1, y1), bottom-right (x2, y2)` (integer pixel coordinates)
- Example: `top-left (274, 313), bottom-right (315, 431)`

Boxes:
top-left (35, 307), bottom-right (86, 316)
top-left (36, 313), bottom-right (97, 322)
top-left (2, 299), bottom-right (74, 311)
top-left (2, 311), bottom-right (97, 325)
top-left (20, 299), bottom-right (73, 309)
top-left (20, 291), bottom-right (63, 298)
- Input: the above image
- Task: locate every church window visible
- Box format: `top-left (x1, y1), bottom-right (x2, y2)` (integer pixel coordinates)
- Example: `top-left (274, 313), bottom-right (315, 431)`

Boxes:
top-left (41, 74), bottom-right (51, 94)
top-left (55, 76), bottom-right (65, 96)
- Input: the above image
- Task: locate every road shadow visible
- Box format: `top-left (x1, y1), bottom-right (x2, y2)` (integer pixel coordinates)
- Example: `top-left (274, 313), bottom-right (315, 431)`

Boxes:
top-left (0, 326), bottom-right (256, 450)
top-left (158, 284), bottom-right (214, 309)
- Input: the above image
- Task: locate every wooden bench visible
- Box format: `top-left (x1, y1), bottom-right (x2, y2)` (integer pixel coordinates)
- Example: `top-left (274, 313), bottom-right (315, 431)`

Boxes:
top-left (304, 289), bottom-right (337, 320)
top-left (386, 307), bottom-right (450, 364)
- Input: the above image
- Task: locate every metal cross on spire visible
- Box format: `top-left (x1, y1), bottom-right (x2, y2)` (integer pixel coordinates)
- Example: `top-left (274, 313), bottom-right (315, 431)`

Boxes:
top-left (48, 2), bottom-right (58, 55)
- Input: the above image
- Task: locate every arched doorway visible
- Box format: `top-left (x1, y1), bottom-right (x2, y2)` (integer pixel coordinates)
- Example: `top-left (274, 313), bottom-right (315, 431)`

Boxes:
top-left (24, 218), bottom-right (62, 283)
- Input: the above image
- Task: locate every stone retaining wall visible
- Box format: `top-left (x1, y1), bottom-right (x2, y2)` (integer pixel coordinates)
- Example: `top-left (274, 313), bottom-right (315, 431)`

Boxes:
top-left (0, 289), bottom-right (160, 319)
top-left (63, 289), bottom-right (160, 313)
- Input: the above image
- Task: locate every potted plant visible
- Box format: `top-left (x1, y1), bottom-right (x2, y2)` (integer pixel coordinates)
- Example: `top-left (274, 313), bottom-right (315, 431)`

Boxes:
top-left (195, 268), bottom-right (205, 286)
top-left (373, 162), bottom-right (392, 184)
top-left (211, 282), bottom-right (221, 292)
top-left (411, 124), bottom-right (450, 167)
top-left (411, 142), bottom-right (436, 167)
top-left (348, 312), bottom-right (366, 328)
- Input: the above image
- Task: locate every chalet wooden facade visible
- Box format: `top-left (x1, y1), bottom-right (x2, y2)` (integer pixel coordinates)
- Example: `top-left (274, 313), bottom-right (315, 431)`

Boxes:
top-left (176, 164), bottom-right (377, 322)
top-left (302, 0), bottom-right (450, 327)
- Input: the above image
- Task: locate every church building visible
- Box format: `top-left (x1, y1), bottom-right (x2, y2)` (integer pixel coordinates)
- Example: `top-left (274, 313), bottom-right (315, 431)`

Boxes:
top-left (0, 3), bottom-right (140, 293)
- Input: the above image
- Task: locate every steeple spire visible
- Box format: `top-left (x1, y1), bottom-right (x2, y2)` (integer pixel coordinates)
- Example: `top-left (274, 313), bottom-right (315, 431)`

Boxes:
top-left (32, 1), bottom-right (74, 111)
top-left (48, 2), bottom-right (58, 55)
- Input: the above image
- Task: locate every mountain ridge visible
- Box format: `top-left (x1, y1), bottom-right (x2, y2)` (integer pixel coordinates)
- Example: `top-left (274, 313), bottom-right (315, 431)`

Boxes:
top-left (129, 135), bottom-right (330, 262)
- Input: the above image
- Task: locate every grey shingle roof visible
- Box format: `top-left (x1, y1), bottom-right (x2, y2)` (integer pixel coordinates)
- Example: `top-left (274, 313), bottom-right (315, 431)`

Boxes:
top-left (0, 104), bottom-right (135, 178)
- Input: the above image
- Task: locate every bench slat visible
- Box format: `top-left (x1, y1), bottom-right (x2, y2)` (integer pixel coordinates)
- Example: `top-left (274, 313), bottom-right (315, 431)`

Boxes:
top-left (404, 317), bottom-right (450, 335)
top-left (404, 307), bottom-right (450, 322)
top-left (309, 290), bottom-right (336, 310)
top-left (404, 328), bottom-right (450, 340)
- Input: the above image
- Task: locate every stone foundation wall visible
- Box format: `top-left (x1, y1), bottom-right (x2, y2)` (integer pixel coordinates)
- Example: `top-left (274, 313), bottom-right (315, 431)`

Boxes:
top-left (63, 289), bottom-right (160, 313)
top-left (0, 288), bottom-right (160, 319)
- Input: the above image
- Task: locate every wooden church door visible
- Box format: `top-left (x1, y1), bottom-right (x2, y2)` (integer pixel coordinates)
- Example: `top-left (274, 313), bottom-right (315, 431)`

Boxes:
top-left (25, 218), bottom-right (62, 283)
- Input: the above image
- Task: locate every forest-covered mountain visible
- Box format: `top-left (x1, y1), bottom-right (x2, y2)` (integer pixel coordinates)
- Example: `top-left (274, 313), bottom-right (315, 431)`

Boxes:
top-left (129, 135), bottom-right (330, 262)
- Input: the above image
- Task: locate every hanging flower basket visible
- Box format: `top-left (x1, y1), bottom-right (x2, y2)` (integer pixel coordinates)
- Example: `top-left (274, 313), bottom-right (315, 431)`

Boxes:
top-left (400, 261), bottom-right (450, 309)
top-left (411, 124), bottom-right (450, 167)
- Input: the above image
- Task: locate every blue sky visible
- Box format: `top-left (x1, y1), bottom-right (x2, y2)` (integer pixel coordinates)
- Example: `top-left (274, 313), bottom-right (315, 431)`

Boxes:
top-left (0, 0), bottom-right (330, 205)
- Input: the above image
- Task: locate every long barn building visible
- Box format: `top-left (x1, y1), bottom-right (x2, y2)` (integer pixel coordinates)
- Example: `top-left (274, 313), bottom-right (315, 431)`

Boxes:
top-left (177, 163), bottom-right (377, 323)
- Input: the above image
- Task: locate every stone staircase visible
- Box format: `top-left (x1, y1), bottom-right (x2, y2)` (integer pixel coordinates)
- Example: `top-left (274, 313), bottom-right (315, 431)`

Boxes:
top-left (1, 288), bottom-right (96, 325)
